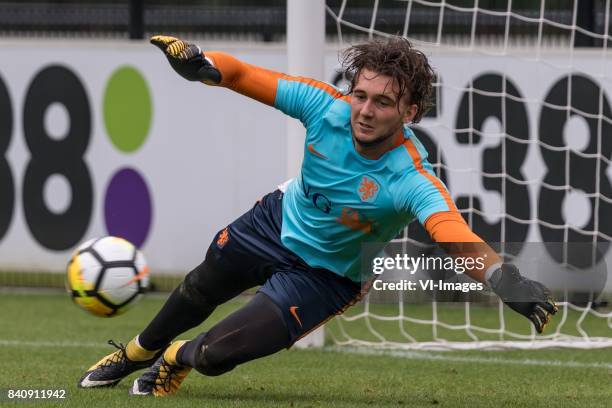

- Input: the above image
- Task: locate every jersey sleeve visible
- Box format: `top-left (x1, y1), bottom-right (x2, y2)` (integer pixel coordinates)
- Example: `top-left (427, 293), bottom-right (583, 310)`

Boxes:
top-left (399, 133), bottom-right (500, 271)
top-left (274, 77), bottom-right (348, 129)
top-left (395, 136), bottom-right (457, 224)
top-left (424, 211), bottom-right (482, 242)
top-left (423, 211), bottom-right (502, 282)
top-left (205, 51), bottom-right (281, 105)
top-left (205, 51), bottom-right (347, 129)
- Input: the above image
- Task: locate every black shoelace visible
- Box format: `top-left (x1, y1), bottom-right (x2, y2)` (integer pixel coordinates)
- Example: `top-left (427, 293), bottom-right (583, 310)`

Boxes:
top-left (100, 340), bottom-right (126, 369)
top-left (140, 358), bottom-right (178, 394)
top-left (156, 359), bottom-right (175, 393)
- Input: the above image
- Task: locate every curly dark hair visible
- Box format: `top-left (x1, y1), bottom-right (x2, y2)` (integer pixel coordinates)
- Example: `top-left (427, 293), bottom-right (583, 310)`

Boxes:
top-left (341, 37), bottom-right (435, 123)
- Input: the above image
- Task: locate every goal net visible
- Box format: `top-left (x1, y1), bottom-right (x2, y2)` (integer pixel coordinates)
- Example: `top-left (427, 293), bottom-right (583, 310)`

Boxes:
top-left (325, 0), bottom-right (612, 350)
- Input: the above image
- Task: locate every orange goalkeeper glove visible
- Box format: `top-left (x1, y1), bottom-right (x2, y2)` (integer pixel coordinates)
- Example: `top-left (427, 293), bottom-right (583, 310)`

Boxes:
top-left (488, 264), bottom-right (558, 334)
top-left (150, 35), bottom-right (221, 84)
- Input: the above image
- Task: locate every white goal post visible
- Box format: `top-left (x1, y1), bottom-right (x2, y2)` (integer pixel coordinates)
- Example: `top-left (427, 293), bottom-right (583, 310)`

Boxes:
top-left (287, 0), bottom-right (327, 348)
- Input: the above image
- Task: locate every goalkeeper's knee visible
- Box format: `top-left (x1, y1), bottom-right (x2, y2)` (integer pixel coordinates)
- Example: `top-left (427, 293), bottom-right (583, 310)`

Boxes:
top-left (190, 332), bottom-right (236, 376)
top-left (177, 293), bottom-right (290, 376)
top-left (178, 263), bottom-right (217, 315)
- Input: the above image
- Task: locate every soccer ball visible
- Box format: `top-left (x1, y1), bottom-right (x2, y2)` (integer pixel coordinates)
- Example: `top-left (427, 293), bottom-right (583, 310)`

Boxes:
top-left (66, 236), bottom-right (149, 317)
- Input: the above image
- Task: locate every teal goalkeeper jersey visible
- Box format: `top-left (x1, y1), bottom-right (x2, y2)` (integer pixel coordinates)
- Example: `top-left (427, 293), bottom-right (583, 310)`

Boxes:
top-left (274, 77), bottom-right (453, 282)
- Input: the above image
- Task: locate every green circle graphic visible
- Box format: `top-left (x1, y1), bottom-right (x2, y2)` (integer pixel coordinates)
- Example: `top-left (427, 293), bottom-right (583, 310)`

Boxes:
top-left (103, 66), bottom-right (152, 153)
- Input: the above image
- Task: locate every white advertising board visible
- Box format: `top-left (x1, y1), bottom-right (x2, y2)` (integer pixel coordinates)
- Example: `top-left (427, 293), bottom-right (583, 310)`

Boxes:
top-left (0, 41), bottom-right (609, 285)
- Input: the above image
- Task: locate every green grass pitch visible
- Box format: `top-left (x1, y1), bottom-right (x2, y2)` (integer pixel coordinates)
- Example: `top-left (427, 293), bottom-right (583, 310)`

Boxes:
top-left (1, 291), bottom-right (611, 407)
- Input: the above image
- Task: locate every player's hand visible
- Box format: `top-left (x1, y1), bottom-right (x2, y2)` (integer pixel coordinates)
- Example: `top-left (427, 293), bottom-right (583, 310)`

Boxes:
top-left (489, 264), bottom-right (558, 334)
top-left (150, 35), bottom-right (221, 84)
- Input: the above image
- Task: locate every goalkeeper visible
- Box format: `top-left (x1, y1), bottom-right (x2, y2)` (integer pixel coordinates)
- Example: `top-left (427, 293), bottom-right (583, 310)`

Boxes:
top-left (78, 35), bottom-right (557, 396)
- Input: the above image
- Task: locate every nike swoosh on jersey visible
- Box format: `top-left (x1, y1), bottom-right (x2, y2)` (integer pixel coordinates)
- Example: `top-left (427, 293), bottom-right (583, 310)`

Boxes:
top-left (307, 144), bottom-right (328, 160)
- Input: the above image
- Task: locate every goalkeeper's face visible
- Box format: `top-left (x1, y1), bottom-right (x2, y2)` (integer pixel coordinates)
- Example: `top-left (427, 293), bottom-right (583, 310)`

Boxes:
top-left (350, 69), bottom-right (418, 154)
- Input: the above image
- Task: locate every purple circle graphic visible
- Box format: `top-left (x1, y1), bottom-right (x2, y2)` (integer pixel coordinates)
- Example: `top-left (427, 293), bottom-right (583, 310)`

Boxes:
top-left (104, 167), bottom-right (152, 247)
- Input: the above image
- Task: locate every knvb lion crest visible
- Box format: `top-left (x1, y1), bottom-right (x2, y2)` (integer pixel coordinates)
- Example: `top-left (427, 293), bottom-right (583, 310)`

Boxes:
top-left (358, 176), bottom-right (379, 202)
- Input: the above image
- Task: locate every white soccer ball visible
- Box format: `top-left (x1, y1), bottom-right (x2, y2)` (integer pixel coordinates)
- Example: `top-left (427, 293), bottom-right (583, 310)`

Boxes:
top-left (66, 236), bottom-right (149, 317)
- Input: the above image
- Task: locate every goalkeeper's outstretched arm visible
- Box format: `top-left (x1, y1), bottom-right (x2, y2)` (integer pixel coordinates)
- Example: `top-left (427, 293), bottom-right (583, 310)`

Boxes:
top-left (151, 35), bottom-right (300, 106)
top-left (424, 211), bottom-right (558, 334)
top-left (151, 35), bottom-right (343, 128)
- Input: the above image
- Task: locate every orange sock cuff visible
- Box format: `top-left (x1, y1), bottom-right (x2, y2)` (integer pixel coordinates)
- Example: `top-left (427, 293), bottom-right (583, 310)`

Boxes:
top-left (125, 335), bottom-right (159, 362)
